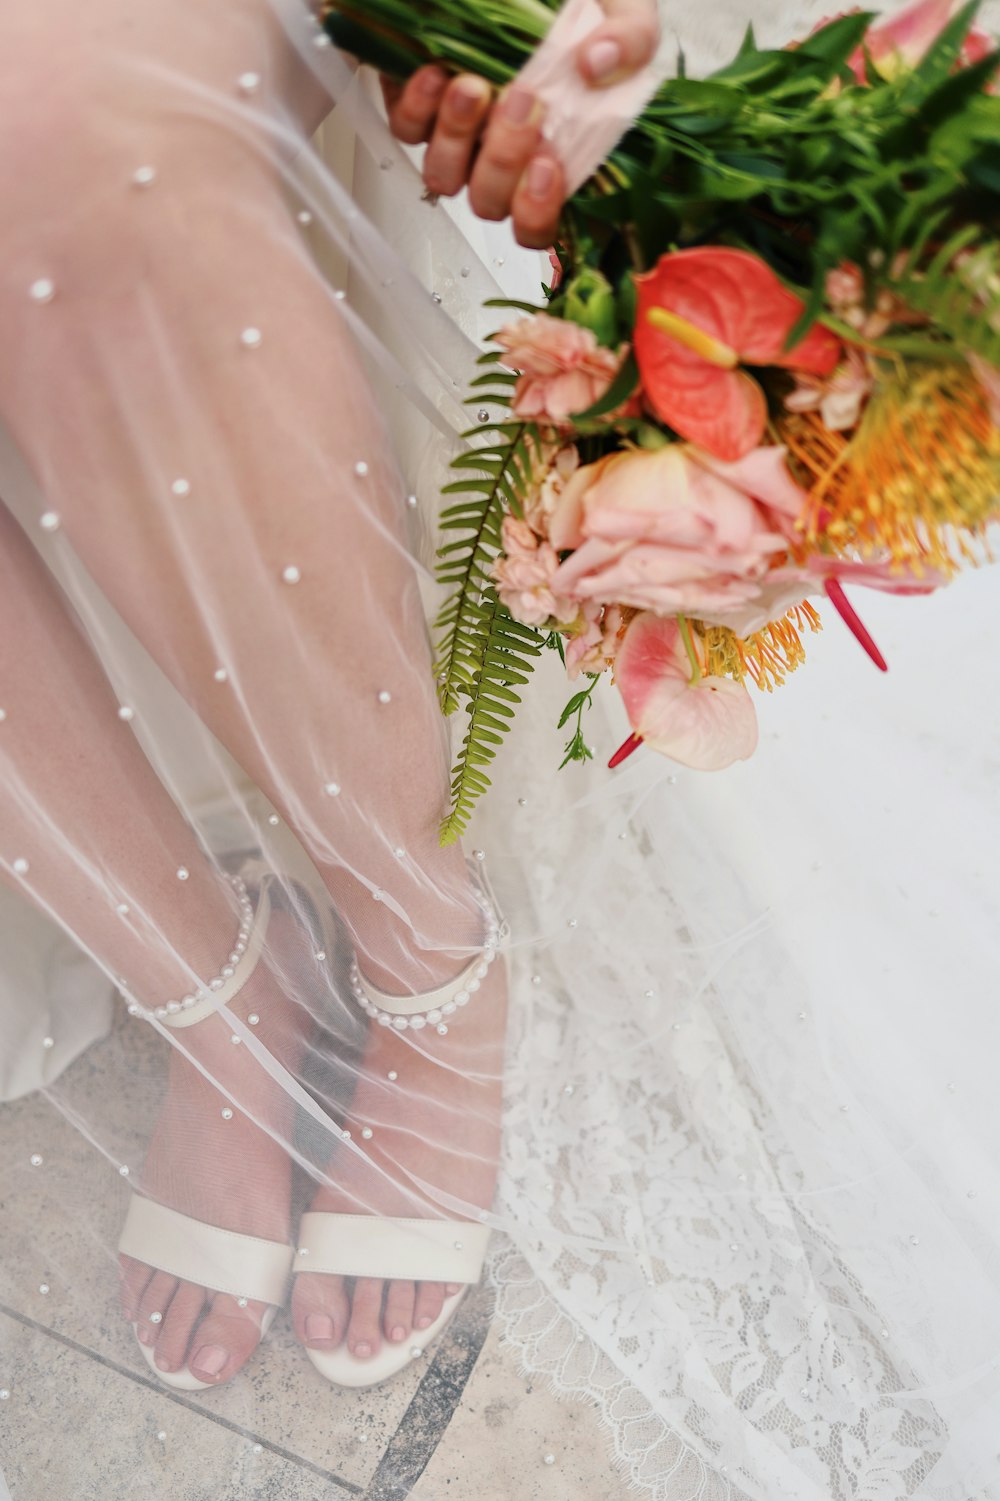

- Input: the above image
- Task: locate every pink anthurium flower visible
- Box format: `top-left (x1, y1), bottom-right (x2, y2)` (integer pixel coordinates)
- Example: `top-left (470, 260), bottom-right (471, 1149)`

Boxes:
top-left (845, 0), bottom-right (994, 83)
top-left (613, 613), bottom-right (759, 771)
top-left (633, 248), bottom-right (841, 463)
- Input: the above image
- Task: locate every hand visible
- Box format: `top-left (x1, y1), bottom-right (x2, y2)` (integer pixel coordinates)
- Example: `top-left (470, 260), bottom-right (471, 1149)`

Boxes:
top-left (382, 0), bottom-right (659, 250)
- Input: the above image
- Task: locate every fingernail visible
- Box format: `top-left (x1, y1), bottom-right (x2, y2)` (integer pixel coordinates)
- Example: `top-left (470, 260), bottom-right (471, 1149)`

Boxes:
top-left (353, 1340), bottom-right (372, 1358)
top-left (500, 88), bottom-right (535, 125)
top-left (451, 83), bottom-right (485, 120)
top-left (390, 1325), bottom-right (406, 1342)
top-left (585, 38), bottom-right (623, 81)
top-left (525, 157), bottom-right (556, 200)
top-left (305, 1313), bottom-right (335, 1344)
top-left (416, 1315), bottom-right (432, 1329)
top-left (190, 1344), bottom-right (228, 1379)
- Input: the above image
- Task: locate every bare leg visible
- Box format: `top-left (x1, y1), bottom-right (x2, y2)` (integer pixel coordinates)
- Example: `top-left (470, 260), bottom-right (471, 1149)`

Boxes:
top-left (0, 0), bottom-right (504, 1365)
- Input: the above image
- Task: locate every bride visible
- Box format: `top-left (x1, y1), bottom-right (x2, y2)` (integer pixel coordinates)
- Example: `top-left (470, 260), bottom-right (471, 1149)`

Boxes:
top-left (2, 0), bottom-right (999, 1497)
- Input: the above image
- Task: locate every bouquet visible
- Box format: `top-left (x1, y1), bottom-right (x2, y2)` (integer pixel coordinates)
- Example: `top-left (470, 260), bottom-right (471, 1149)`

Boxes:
top-left (321, 0), bottom-right (1000, 842)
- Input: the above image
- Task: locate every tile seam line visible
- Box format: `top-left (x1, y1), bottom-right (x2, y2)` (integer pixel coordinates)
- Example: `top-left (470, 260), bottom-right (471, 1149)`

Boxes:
top-left (0, 1302), bottom-right (363, 1493)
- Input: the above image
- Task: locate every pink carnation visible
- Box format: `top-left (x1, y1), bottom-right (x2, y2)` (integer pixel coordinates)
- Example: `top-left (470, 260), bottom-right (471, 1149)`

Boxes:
top-left (493, 515), bottom-right (578, 628)
top-left (565, 602), bottom-right (625, 679)
top-left (495, 313), bottom-right (625, 425)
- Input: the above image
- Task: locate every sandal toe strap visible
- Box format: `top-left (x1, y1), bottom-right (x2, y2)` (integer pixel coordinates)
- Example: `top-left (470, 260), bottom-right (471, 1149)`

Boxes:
top-left (119, 1196), bottom-right (293, 1306)
top-left (294, 1212), bottom-right (490, 1284)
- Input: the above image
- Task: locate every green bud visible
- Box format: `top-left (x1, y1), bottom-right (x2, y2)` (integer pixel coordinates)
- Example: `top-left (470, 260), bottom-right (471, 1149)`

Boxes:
top-left (563, 269), bottom-right (618, 347)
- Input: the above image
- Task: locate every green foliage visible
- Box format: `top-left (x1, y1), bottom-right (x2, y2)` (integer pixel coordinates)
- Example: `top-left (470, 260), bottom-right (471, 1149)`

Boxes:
top-left (558, 676), bottom-right (600, 768)
top-left (438, 589), bottom-right (544, 845)
top-left (888, 228), bottom-right (1000, 364)
top-left (433, 346), bottom-right (546, 844)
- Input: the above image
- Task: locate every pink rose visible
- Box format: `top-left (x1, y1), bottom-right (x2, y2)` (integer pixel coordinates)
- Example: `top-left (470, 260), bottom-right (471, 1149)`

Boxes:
top-left (493, 514), bottom-right (578, 628)
top-left (614, 613), bottom-right (759, 771)
top-left (495, 313), bottom-right (625, 425)
top-left (548, 443), bottom-right (810, 628)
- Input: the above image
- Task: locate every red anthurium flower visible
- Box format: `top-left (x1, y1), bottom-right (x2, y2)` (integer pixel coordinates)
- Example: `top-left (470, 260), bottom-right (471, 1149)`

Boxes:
top-left (633, 248), bottom-right (842, 462)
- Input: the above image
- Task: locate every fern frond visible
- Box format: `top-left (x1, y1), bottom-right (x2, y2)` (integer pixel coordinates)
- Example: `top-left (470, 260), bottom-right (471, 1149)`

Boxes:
top-left (890, 229), bottom-right (1000, 364)
top-left (438, 590), bottom-right (544, 846)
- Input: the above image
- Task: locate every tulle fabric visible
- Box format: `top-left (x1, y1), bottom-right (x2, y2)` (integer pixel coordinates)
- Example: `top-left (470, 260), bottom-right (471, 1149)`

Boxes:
top-left (1, 1), bottom-right (1000, 1498)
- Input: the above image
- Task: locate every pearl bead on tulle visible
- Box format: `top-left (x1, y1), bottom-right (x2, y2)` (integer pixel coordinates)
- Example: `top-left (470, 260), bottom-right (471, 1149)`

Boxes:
top-left (171, 478), bottom-right (191, 497)
top-left (282, 565), bottom-right (301, 584)
top-left (324, 782), bottom-right (340, 797)
top-left (377, 690), bottom-right (392, 705)
top-left (118, 706), bottom-right (135, 722)
top-left (354, 461), bottom-right (369, 478)
top-left (297, 209), bottom-right (313, 226)
top-left (29, 279), bottom-right (55, 303)
top-left (12, 859), bottom-right (29, 876)
top-left (132, 166), bottom-right (157, 188)
top-left (39, 512), bottom-right (61, 532)
top-left (237, 72), bottom-right (261, 95)
top-left (240, 327), bottom-right (262, 349)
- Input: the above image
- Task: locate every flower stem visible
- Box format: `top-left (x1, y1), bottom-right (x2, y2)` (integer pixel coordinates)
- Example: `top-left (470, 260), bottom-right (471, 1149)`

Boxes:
top-left (677, 614), bottom-right (702, 683)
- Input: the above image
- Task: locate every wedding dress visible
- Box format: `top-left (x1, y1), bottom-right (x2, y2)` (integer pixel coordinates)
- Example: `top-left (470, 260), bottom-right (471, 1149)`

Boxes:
top-left (1, 1), bottom-right (999, 1497)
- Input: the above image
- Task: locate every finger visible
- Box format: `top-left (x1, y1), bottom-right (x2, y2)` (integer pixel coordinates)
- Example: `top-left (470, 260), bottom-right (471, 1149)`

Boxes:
top-left (577, 0), bottom-right (660, 86)
top-left (511, 148), bottom-right (566, 250)
top-left (386, 65), bottom-right (449, 146)
top-left (468, 87), bottom-right (544, 222)
top-left (422, 75), bottom-right (494, 198)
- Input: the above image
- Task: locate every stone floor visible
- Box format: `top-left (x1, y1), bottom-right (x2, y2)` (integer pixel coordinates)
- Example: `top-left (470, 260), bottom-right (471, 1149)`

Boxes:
top-left (0, 1020), bottom-right (630, 1501)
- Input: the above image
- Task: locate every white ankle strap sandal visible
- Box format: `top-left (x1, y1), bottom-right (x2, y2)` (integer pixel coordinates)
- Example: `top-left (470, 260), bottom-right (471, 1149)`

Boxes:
top-left (118, 870), bottom-right (295, 1392)
top-left (296, 876), bottom-right (504, 1390)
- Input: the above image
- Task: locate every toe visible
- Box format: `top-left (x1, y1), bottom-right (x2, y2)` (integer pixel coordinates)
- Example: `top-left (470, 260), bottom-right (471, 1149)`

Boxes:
top-left (413, 1280), bottom-right (447, 1331)
top-left (136, 1270), bottom-right (179, 1346)
top-left (187, 1294), bottom-right (267, 1386)
top-left (292, 1272), bottom-right (351, 1351)
top-left (346, 1277), bottom-right (384, 1359)
top-left (119, 1254), bottom-right (153, 1322)
top-left (153, 1281), bottom-right (207, 1373)
top-left (383, 1279), bottom-right (416, 1343)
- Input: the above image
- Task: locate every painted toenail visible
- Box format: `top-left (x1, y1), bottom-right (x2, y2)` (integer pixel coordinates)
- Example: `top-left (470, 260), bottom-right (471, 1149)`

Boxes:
top-left (353, 1341), bottom-right (372, 1358)
top-left (191, 1344), bottom-right (228, 1378)
top-left (154, 1353), bottom-right (175, 1371)
top-left (305, 1313), bottom-right (335, 1343)
top-left (390, 1325), bottom-right (406, 1342)
top-left (416, 1316), bottom-right (432, 1329)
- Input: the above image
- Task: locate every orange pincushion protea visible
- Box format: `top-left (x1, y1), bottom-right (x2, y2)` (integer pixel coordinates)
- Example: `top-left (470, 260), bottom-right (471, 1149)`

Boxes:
top-left (781, 362), bottom-right (1000, 574)
top-left (701, 604), bottom-right (823, 692)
